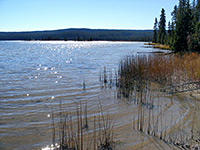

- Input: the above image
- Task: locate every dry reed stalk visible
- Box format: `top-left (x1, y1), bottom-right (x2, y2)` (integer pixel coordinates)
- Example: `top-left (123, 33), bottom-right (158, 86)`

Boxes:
top-left (133, 115), bottom-right (135, 130)
top-left (160, 96), bottom-right (163, 140)
top-left (76, 105), bottom-right (80, 150)
top-left (51, 105), bottom-right (56, 146)
top-left (84, 100), bottom-right (88, 129)
top-left (147, 96), bottom-right (151, 135)
top-left (104, 67), bottom-right (107, 85)
top-left (80, 102), bottom-right (83, 150)
top-left (139, 91), bottom-right (143, 132)
top-left (50, 98), bottom-right (117, 150)
top-left (93, 116), bottom-right (96, 150)
top-left (137, 99), bottom-right (140, 131)
top-left (152, 98), bottom-right (155, 136)
top-left (190, 108), bottom-right (195, 148)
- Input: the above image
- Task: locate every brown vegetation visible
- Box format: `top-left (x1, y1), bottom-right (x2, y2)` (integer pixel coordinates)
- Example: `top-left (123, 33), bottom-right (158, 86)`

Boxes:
top-left (145, 42), bottom-right (170, 50)
top-left (50, 101), bottom-right (115, 150)
top-left (117, 53), bottom-right (200, 98)
top-left (48, 53), bottom-right (200, 150)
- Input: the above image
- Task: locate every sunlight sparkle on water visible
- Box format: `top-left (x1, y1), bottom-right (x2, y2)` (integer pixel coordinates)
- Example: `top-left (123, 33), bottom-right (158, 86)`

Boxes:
top-left (57, 76), bottom-right (62, 79)
top-left (41, 143), bottom-right (60, 150)
top-left (43, 67), bottom-right (48, 71)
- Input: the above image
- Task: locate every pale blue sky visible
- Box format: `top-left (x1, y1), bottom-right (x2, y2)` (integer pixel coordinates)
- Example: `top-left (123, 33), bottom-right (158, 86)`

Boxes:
top-left (0, 0), bottom-right (178, 31)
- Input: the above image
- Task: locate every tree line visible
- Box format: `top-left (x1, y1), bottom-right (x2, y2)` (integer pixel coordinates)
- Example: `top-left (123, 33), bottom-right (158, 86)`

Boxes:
top-left (0, 28), bottom-right (153, 42)
top-left (153, 0), bottom-right (200, 52)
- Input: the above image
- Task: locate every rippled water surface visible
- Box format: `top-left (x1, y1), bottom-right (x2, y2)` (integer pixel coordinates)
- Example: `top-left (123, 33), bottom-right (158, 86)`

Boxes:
top-left (0, 41), bottom-right (159, 150)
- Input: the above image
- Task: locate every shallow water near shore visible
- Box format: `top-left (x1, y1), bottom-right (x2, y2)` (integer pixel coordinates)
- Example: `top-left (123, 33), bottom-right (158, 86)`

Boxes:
top-left (0, 41), bottom-right (198, 150)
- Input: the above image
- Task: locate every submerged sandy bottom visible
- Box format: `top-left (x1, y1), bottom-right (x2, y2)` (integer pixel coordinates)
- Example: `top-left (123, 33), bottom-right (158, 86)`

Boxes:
top-left (112, 91), bottom-right (200, 150)
top-left (40, 87), bottom-right (200, 150)
top-left (1, 86), bottom-right (200, 150)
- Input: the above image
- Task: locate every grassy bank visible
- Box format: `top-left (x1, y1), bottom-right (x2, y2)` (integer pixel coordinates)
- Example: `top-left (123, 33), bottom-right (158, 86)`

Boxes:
top-left (115, 52), bottom-right (200, 149)
top-left (145, 42), bottom-right (170, 50)
top-left (117, 53), bottom-right (200, 96)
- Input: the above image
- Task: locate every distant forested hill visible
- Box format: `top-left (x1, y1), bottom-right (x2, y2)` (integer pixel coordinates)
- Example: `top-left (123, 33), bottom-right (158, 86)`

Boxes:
top-left (0, 28), bottom-right (153, 41)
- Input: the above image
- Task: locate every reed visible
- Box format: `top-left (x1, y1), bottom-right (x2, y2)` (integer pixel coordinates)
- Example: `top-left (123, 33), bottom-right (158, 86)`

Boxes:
top-left (117, 53), bottom-right (200, 98)
top-left (49, 100), bottom-right (115, 150)
top-left (98, 99), bottom-right (115, 150)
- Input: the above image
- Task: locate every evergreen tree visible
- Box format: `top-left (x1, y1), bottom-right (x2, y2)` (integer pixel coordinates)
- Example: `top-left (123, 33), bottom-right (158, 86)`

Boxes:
top-left (158, 8), bottom-right (166, 44)
top-left (193, 0), bottom-right (200, 51)
top-left (185, 0), bottom-right (194, 34)
top-left (168, 21), bottom-right (172, 34)
top-left (171, 5), bottom-right (178, 23)
top-left (192, 0), bottom-right (196, 9)
top-left (173, 0), bottom-right (195, 52)
top-left (196, 0), bottom-right (200, 21)
top-left (170, 21), bottom-right (175, 48)
top-left (170, 5), bottom-right (178, 49)
top-left (153, 0), bottom-right (199, 52)
top-left (152, 18), bottom-right (158, 43)
top-left (185, 0), bottom-right (195, 51)
top-left (173, 0), bottom-right (188, 52)
top-left (166, 21), bottom-right (172, 45)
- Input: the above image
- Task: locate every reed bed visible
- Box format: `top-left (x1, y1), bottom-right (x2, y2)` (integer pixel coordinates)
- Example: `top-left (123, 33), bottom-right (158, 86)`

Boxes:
top-left (47, 53), bottom-right (200, 150)
top-left (116, 53), bottom-right (200, 98)
top-left (113, 52), bottom-right (200, 149)
top-left (50, 101), bottom-right (115, 150)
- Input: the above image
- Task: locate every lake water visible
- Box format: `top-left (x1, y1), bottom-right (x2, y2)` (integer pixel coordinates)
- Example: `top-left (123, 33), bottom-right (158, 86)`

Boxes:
top-left (0, 41), bottom-right (161, 150)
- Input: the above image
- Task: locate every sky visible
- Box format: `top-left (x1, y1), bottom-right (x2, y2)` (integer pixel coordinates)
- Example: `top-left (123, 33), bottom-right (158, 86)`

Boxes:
top-left (0, 0), bottom-right (179, 32)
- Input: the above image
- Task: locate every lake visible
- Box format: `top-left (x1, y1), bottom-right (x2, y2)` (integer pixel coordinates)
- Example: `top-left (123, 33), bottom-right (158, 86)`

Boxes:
top-left (0, 41), bottom-right (165, 150)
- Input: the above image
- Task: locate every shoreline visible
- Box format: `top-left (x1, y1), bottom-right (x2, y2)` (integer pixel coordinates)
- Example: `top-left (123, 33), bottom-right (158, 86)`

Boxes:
top-left (144, 42), bottom-right (171, 50)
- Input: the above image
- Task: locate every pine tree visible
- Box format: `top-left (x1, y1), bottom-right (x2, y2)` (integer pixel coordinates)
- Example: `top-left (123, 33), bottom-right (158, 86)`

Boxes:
top-left (173, 0), bottom-right (188, 52)
top-left (153, 0), bottom-right (199, 52)
top-left (196, 0), bottom-right (200, 21)
top-left (186, 0), bottom-right (194, 34)
top-left (171, 5), bottom-right (178, 23)
top-left (152, 18), bottom-right (158, 43)
top-left (185, 0), bottom-right (195, 51)
top-left (194, 0), bottom-right (200, 51)
top-left (158, 8), bottom-right (166, 44)
top-left (170, 5), bottom-right (178, 49)
top-left (166, 21), bottom-right (172, 45)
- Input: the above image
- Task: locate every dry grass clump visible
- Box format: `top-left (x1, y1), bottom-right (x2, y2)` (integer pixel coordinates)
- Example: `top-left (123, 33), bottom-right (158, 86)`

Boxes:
top-left (144, 42), bottom-right (170, 50)
top-left (153, 45), bottom-right (170, 50)
top-left (117, 53), bottom-right (200, 98)
top-left (180, 53), bottom-right (200, 81)
top-left (144, 42), bottom-right (159, 46)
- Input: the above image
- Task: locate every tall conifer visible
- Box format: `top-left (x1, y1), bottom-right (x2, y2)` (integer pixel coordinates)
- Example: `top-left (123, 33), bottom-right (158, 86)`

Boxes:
top-left (158, 8), bottom-right (166, 44)
top-left (152, 18), bottom-right (158, 43)
top-left (173, 0), bottom-right (188, 52)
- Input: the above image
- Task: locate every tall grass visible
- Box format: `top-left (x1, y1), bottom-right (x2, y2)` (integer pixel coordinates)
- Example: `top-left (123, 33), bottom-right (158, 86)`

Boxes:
top-left (50, 101), bottom-right (115, 150)
top-left (117, 53), bottom-right (200, 98)
top-left (49, 53), bottom-right (199, 150)
top-left (114, 52), bottom-right (200, 149)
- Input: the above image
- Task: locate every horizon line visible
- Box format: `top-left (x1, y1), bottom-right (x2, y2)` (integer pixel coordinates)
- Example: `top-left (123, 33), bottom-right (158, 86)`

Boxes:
top-left (0, 27), bottom-right (153, 32)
